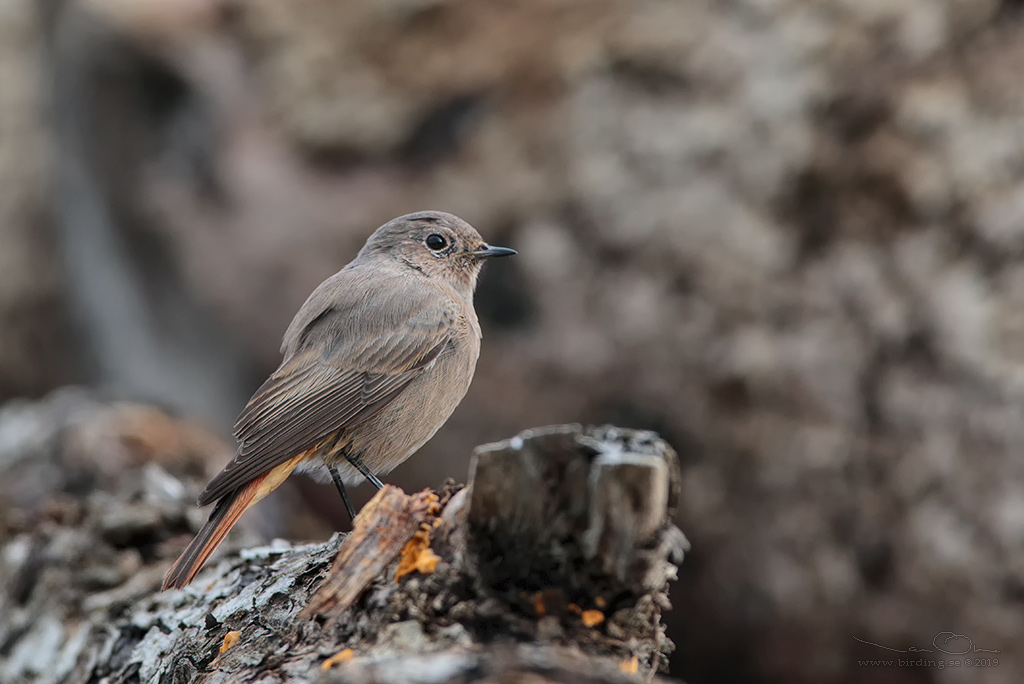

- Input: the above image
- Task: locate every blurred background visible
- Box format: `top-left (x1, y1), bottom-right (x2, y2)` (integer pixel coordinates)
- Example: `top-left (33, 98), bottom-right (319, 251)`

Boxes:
top-left (1, 0), bottom-right (1022, 682)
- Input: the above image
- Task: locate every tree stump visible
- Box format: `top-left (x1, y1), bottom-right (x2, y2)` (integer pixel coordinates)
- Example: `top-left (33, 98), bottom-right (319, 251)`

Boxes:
top-left (0, 393), bottom-right (687, 683)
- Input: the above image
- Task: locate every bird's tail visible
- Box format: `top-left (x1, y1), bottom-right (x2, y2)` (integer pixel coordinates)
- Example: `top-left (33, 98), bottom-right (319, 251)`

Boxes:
top-left (162, 456), bottom-right (303, 590)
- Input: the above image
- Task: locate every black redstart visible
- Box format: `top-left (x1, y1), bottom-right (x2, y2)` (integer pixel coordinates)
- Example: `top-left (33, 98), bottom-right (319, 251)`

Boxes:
top-left (163, 211), bottom-right (515, 589)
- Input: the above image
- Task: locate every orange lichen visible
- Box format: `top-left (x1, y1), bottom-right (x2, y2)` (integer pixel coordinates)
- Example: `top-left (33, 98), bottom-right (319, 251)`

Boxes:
top-left (321, 649), bottom-right (354, 670)
top-left (567, 603), bottom-right (582, 615)
top-left (533, 593), bottom-right (547, 616)
top-left (581, 609), bottom-right (605, 627)
top-left (595, 596), bottom-right (607, 608)
top-left (219, 630), bottom-right (241, 654)
top-left (620, 655), bottom-right (639, 674)
top-left (395, 524), bottom-right (440, 581)
top-left (425, 493), bottom-right (441, 516)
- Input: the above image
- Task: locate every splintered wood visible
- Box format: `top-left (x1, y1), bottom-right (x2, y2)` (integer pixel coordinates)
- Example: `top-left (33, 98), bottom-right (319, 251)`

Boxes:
top-left (301, 486), bottom-right (439, 619)
top-left (467, 424), bottom-right (685, 599)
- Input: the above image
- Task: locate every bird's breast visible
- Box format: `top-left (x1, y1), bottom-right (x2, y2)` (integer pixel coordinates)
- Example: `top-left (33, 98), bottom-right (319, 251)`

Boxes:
top-left (329, 318), bottom-right (480, 478)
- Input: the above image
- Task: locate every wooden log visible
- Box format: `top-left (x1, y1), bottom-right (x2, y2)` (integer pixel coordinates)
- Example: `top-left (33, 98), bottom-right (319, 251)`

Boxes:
top-left (0, 394), bottom-right (687, 683)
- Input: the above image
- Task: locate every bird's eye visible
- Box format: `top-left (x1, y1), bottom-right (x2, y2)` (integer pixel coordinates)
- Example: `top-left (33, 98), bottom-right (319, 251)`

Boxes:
top-left (425, 234), bottom-right (448, 251)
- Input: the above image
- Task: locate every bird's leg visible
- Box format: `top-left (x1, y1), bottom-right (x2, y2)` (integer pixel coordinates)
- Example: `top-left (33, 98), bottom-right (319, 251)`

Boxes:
top-left (323, 432), bottom-right (357, 521)
top-left (322, 435), bottom-right (384, 521)
top-left (328, 465), bottom-right (357, 522)
top-left (345, 452), bottom-right (385, 490)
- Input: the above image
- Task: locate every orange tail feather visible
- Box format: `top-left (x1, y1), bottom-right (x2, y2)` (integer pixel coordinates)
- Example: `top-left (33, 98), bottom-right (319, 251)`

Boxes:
top-left (162, 456), bottom-right (304, 589)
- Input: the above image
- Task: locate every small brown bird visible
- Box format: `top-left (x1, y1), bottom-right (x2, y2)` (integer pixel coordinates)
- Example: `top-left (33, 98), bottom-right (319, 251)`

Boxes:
top-left (163, 211), bottom-right (515, 589)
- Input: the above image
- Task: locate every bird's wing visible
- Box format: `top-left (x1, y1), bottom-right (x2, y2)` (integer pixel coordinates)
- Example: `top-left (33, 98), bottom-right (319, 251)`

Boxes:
top-left (198, 277), bottom-right (457, 506)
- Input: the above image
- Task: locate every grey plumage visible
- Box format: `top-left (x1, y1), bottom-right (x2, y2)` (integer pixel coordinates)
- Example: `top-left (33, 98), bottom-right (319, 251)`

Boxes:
top-left (164, 210), bottom-right (514, 589)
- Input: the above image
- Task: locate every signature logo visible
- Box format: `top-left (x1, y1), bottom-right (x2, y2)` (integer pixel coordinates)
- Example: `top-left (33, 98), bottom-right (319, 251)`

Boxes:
top-left (855, 632), bottom-right (1000, 656)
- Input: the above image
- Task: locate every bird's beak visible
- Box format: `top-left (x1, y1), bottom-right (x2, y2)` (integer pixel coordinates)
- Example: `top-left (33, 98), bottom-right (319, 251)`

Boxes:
top-left (471, 244), bottom-right (517, 258)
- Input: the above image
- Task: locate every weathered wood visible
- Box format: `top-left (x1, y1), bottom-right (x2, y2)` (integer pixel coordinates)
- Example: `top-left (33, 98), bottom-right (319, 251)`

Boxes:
top-left (0, 395), bottom-right (686, 683)
top-left (468, 425), bottom-right (683, 596)
top-left (318, 645), bottom-right (662, 684)
top-left (302, 487), bottom-right (439, 619)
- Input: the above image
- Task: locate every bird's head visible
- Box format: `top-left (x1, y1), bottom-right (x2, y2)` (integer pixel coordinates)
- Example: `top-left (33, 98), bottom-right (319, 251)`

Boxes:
top-left (360, 211), bottom-right (516, 294)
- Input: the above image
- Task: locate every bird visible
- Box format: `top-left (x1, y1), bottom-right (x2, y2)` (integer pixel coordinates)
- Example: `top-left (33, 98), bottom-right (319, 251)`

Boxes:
top-left (162, 211), bottom-right (515, 589)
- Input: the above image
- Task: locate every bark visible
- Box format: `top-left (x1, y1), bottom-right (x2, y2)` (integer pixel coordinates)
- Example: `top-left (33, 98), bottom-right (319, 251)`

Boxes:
top-left (0, 396), bottom-right (686, 684)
